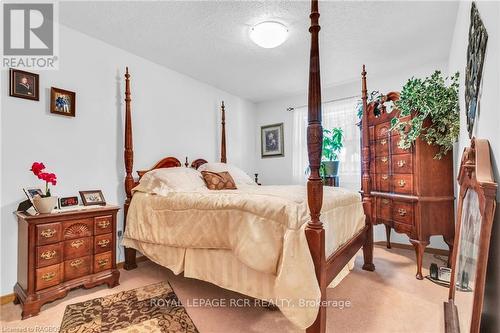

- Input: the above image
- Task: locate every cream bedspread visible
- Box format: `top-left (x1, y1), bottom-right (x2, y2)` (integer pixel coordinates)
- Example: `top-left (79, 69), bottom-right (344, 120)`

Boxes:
top-left (122, 184), bottom-right (365, 329)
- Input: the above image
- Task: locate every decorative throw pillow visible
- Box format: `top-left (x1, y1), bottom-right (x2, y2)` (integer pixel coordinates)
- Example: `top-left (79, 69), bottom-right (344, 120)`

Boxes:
top-left (201, 171), bottom-right (237, 190)
top-left (198, 163), bottom-right (256, 186)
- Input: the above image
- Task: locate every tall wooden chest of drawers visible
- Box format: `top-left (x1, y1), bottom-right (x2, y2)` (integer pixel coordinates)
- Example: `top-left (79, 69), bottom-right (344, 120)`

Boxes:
top-left (363, 99), bottom-right (455, 280)
top-left (14, 206), bottom-right (120, 319)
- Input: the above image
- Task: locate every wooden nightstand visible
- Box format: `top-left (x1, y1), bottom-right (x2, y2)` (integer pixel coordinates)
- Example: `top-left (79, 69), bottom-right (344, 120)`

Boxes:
top-left (13, 206), bottom-right (120, 319)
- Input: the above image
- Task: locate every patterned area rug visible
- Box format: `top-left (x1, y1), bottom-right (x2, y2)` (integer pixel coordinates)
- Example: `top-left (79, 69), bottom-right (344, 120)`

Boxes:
top-left (60, 281), bottom-right (199, 333)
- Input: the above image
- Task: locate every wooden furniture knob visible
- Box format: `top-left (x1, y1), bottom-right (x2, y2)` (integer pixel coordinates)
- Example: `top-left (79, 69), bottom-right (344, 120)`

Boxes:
top-left (381, 175), bottom-right (389, 180)
top-left (397, 160), bottom-right (406, 167)
top-left (382, 199), bottom-right (390, 205)
top-left (97, 239), bottom-right (110, 247)
top-left (41, 272), bottom-right (56, 281)
top-left (41, 229), bottom-right (56, 238)
top-left (40, 250), bottom-right (56, 260)
top-left (70, 259), bottom-right (83, 268)
top-left (398, 179), bottom-right (406, 187)
top-left (71, 239), bottom-right (84, 248)
top-left (398, 208), bottom-right (407, 216)
top-left (381, 157), bottom-right (388, 163)
top-left (380, 139), bottom-right (387, 145)
top-left (97, 221), bottom-right (110, 229)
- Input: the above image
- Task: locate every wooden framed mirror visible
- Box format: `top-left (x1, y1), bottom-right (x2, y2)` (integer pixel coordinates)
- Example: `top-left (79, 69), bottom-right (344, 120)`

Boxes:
top-left (444, 138), bottom-right (497, 333)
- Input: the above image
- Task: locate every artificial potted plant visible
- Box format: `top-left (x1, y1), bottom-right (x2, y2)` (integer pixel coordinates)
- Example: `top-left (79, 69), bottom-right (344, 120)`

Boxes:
top-left (391, 71), bottom-right (460, 159)
top-left (322, 127), bottom-right (344, 177)
top-left (30, 162), bottom-right (58, 213)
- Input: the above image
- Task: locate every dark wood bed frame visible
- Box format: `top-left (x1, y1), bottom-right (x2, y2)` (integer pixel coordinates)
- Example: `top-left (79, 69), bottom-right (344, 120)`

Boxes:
top-left (121, 1), bottom-right (374, 332)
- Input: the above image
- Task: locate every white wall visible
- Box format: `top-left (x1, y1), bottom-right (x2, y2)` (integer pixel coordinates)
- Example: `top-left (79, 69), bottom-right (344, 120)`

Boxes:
top-left (447, 2), bottom-right (499, 331)
top-left (0, 25), bottom-right (256, 295)
top-left (254, 60), bottom-right (450, 249)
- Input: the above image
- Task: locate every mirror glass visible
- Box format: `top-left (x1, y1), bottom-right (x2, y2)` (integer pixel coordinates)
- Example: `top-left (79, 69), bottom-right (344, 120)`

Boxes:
top-left (453, 188), bottom-right (482, 332)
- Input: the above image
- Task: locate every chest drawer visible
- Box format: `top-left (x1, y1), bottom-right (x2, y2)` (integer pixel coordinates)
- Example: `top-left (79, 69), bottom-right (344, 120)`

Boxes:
top-left (36, 263), bottom-right (62, 291)
top-left (392, 174), bottom-right (413, 194)
top-left (62, 219), bottom-right (93, 240)
top-left (64, 255), bottom-right (92, 281)
top-left (94, 233), bottom-right (113, 254)
top-left (375, 156), bottom-right (390, 174)
top-left (36, 243), bottom-right (62, 268)
top-left (94, 216), bottom-right (113, 235)
top-left (376, 197), bottom-right (392, 221)
top-left (375, 123), bottom-right (391, 139)
top-left (392, 201), bottom-right (414, 225)
top-left (375, 174), bottom-right (390, 192)
top-left (94, 252), bottom-right (112, 272)
top-left (36, 223), bottom-right (62, 245)
top-left (375, 138), bottom-right (389, 156)
top-left (64, 237), bottom-right (92, 260)
top-left (392, 154), bottom-right (412, 174)
top-left (391, 135), bottom-right (412, 155)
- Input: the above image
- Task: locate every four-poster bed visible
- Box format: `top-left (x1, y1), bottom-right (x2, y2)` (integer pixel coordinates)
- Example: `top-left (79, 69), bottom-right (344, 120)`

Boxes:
top-left (121, 1), bottom-right (374, 332)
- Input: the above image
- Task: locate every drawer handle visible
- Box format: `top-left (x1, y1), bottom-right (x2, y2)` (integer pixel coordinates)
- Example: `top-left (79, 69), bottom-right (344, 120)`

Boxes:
top-left (398, 208), bottom-right (407, 216)
top-left (380, 139), bottom-right (387, 145)
top-left (381, 174), bottom-right (388, 180)
top-left (41, 229), bottom-right (56, 238)
top-left (381, 199), bottom-right (390, 205)
top-left (97, 258), bottom-right (109, 267)
top-left (397, 160), bottom-right (406, 168)
top-left (381, 157), bottom-right (388, 163)
top-left (70, 259), bottom-right (83, 268)
top-left (97, 239), bottom-right (110, 247)
top-left (41, 272), bottom-right (56, 281)
top-left (97, 221), bottom-right (110, 229)
top-left (40, 250), bottom-right (56, 260)
top-left (398, 179), bottom-right (406, 187)
top-left (71, 240), bottom-right (84, 248)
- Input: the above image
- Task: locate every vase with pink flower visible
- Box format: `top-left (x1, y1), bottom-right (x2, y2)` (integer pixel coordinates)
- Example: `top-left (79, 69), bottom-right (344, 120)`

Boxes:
top-left (30, 162), bottom-right (58, 213)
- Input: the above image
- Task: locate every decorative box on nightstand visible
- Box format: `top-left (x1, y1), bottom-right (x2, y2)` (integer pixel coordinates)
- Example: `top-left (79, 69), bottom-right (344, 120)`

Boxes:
top-left (13, 205), bottom-right (120, 319)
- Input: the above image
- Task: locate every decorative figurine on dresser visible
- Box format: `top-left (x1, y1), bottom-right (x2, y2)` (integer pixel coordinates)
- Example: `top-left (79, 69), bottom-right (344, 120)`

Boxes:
top-left (13, 206), bottom-right (120, 319)
top-left (360, 67), bottom-right (455, 280)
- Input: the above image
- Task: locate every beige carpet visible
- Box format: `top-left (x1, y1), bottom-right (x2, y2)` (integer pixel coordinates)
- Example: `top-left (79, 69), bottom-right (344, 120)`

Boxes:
top-left (1, 246), bottom-right (452, 332)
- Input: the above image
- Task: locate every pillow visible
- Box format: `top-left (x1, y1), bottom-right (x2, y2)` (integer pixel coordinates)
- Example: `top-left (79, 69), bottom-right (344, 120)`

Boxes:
top-left (137, 167), bottom-right (207, 195)
top-left (197, 163), bottom-right (256, 186)
top-left (201, 171), bottom-right (237, 190)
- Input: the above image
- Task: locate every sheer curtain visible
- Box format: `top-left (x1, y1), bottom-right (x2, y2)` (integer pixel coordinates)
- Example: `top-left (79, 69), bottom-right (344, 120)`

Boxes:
top-left (292, 97), bottom-right (360, 191)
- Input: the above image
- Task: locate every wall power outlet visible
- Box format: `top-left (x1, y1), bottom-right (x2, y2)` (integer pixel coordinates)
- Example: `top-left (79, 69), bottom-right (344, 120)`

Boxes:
top-left (117, 230), bottom-right (123, 238)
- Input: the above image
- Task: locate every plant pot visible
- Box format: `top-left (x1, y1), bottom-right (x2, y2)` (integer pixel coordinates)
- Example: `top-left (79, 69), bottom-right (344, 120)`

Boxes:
top-left (32, 196), bottom-right (58, 214)
top-left (322, 161), bottom-right (339, 177)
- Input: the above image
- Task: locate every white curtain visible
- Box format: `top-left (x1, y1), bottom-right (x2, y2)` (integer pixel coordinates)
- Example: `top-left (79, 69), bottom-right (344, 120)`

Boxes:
top-left (292, 97), bottom-right (361, 191)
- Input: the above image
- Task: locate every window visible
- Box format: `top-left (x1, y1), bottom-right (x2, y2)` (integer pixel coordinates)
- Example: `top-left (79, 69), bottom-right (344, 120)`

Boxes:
top-left (292, 96), bottom-right (361, 191)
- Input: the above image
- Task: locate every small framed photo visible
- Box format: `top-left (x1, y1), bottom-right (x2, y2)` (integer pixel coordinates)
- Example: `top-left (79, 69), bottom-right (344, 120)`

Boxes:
top-left (261, 123), bottom-right (284, 158)
top-left (10, 69), bottom-right (39, 101)
top-left (51, 87), bottom-right (76, 117)
top-left (79, 190), bottom-right (106, 206)
top-left (23, 188), bottom-right (44, 203)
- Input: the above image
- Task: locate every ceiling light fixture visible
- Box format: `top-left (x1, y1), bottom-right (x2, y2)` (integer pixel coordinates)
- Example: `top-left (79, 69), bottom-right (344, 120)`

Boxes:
top-left (249, 21), bottom-right (288, 49)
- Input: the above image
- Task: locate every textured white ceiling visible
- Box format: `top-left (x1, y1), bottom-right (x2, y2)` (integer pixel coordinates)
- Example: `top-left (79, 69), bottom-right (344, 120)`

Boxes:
top-left (60, 1), bottom-right (458, 102)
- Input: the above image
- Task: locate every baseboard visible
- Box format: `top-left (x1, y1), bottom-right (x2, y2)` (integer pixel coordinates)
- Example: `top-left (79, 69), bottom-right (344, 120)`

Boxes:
top-left (1, 256), bottom-right (149, 305)
top-left (374, 241), bottom-right (450, 256)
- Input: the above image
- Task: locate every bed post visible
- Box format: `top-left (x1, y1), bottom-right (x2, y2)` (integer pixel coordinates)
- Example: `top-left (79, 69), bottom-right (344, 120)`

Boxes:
top-left (361, 65), bottom-right (375, 271)
top-left (305, 1), bottom-right (326, 332)
top-left (220, 101), bottom-right (227, 163)
top-left (123, 67), bottom-right (137, 270)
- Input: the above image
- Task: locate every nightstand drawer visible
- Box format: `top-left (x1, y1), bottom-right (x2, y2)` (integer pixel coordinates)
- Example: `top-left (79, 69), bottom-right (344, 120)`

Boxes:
top-left (64, 237), bottom-right (92, 260)
top-left (94, 216), bottom-right (113, 235)
top-left (64, 256), bottom-right (92, 281)
top-left (36, 243), bottom-right (62, 268)
top-left (94, 252), bottom-right (112, 272)
top-left (94, 234), bottom-right (113, 254)
top-left (36, 223), bottom-right (62, 245)
top-left (62, 219), bottom-right (93, 240)
top-left (36, 264), bottom-right (62, 291)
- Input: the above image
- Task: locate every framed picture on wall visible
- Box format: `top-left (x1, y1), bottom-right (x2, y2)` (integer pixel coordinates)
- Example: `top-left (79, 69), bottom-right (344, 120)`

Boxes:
top-left (9, 69), bottom-right (39, 101)
top-left (261, 123), bottom-right (284, 158)
top-left (50, 87), bottom-right (76, 117)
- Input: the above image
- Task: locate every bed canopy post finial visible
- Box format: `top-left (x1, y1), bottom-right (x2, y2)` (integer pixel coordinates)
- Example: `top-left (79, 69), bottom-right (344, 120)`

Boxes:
top-left (123, 66), bottom-right (138, 270)
top-left (305, 0), bottom-right (326, 332)
top-left (220, 101), bottom-right (227, 163)
top-left (360, 65), bottom-right (375, 272)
